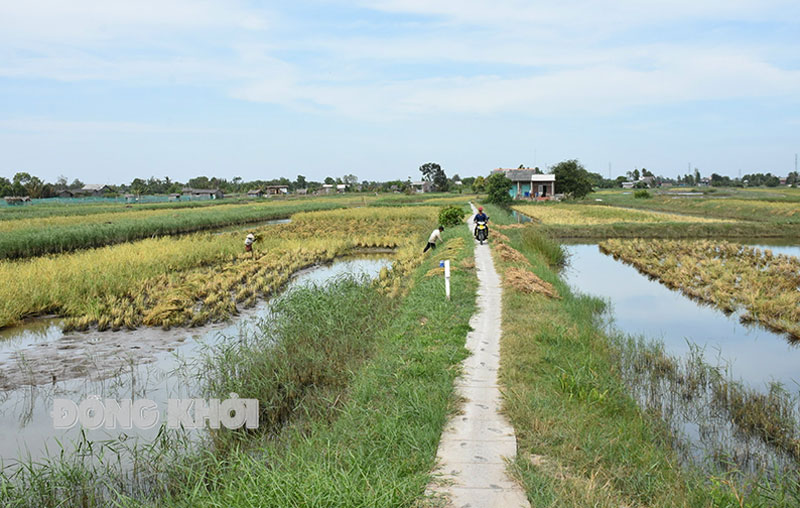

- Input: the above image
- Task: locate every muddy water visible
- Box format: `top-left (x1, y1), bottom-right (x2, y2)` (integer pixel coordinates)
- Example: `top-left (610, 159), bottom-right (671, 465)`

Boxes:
top-left (563, 243), bottom-right (800, 387)
top-left (0, 257), bottom-right (390, 465)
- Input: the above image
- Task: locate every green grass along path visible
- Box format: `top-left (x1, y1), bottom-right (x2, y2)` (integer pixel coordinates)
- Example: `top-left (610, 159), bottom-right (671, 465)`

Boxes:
top-left (426, 205), bottom-right (530, 507)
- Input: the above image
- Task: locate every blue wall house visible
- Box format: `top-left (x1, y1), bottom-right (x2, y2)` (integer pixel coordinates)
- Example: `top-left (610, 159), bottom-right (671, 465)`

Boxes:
top-left (494, 169), bottom-right (556, 199)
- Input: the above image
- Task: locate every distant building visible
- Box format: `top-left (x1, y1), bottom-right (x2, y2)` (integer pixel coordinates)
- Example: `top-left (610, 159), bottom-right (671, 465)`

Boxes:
top-left (296, 188), bottom-right (308, 195)
top-left (123, 193), bottom-right (137, 203)
top-left (320, 184), bottom-right (334, 194)
top-left (168, 193), bottom-right (182, 201)
top-left (411, 181), bottom-right (432, 193)
top-left (4, 196), bottom-right (31, 205)
top-left (494, 169), bottom-right (555, 199)
top-left (182, 188), bottom-right (224, 200)
top-left (57, 189), bottom-right (76, 198)
top-left (80, 184), bottom-right (112, 196)
top-left (265, 185), bottom-right (289, 195)
top-left (336, 184), bottom-right (347, 193)
top-left (621, 181), bottom-right (635, 189)
top-left (247, 189), bottom-right (264, 198)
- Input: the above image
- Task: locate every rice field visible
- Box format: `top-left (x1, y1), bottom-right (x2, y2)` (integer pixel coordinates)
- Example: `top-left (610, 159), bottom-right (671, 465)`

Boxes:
top-left (0, 206), bottom-right (437, 330)
top-left (0, 199), bottom-right (351, 259)
top-left (588, 190), bottom-right (800, 223)
top-left (512, 203), bottom-right (729, 225)
top-left (599, 238), bottom-right (800, 340)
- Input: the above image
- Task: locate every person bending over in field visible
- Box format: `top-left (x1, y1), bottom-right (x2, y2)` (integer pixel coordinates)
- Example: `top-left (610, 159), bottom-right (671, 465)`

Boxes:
top-left (244, 233), bottom-right (256, 255)
top-left (423, 226), bottom-right (444, 253)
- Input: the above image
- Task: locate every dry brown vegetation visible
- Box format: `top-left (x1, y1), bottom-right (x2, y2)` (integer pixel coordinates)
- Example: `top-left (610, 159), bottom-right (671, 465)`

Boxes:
top-left (599, 239), bottom-right (800, 340)
top-left (504, 267), bottom-right (560, 299)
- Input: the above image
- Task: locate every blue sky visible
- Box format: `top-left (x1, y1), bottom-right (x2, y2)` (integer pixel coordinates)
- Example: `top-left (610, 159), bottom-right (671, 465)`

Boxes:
top-left (1, 0), bottom-right (798, 184)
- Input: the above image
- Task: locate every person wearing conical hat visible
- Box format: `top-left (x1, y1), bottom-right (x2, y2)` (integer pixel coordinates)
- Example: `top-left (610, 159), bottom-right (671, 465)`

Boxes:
top-left (244, 233), bottom-right (256, 254)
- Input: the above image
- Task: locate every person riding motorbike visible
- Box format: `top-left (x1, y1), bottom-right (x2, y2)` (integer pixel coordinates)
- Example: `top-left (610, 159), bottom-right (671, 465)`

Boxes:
top-left (473, 207), bottom-right (489, 238)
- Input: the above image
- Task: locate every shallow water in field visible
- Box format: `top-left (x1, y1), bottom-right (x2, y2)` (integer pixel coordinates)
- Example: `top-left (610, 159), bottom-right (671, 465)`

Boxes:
top-left (0, 257), bottom-right (390, 465)
top-left (563, 243), bottom-right (800, 387)
top-left (563, 242), bottom-right (800, 472)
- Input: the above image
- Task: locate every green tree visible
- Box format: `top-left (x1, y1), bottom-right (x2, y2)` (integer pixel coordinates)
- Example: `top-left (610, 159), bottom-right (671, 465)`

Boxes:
top-left (485, 172), bottom-right (512, 205)
top-left (471, 176), bottom-right (486, 193)
top-left (12, 172), bottom-right (45, 198)
top-left (0, 177), bottom-right (12, 197)
top-left (552, 159), bottom-right (593, 199)
top-left (187, 176), bottom-right (212, 189)
top-left (438, 205), bottom-right (465, 227)
top-left (295, 175), bottom-right (307, 189)
top-left (419, 162), bottom-right (449, 192)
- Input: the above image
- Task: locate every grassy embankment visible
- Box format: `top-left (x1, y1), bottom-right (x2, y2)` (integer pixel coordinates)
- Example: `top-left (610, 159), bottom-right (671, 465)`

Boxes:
top-left (1, 213), bottom-right (479, 508)
top-left (0, 206), bottom-right (440, 330)
top-left (0, 198), bottom-right (361, 260)
top-left (485, 206), bottom-right (800, 506)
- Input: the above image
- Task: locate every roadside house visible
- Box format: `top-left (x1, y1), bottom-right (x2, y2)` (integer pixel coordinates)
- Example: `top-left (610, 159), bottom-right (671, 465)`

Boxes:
top-left (494, 169), bottom-right (556, 199)
top-left (247, 189), bottom-right (264, 198)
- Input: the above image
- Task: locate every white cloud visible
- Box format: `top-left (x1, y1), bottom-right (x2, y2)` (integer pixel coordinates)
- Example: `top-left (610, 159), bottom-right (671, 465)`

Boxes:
top-left (0, 0), bottom-right (269, 42)
top-left (1, 0), bottom-right (798, 122)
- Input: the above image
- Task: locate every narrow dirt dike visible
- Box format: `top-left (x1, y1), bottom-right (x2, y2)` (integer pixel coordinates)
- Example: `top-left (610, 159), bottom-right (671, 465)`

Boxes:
top-left (425, 204), bottom-right (530, 507)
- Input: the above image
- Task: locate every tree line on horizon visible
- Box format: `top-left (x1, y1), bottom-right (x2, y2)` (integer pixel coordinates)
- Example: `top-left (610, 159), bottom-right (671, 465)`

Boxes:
top-left (1, 163), bottom-right (796, 199)
top-left (0, 169), bottom-right (477, 199)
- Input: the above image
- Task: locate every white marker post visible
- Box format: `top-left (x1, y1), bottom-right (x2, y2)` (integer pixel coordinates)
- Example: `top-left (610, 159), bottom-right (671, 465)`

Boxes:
top-left (440, 260), bottom-right (451, 300)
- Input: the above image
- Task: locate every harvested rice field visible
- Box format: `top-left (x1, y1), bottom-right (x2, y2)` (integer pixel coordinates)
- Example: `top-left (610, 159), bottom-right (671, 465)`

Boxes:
top-left (599, 238), bottom-right (800, 340)
top-left (512, 203), bottom-right (731, 225)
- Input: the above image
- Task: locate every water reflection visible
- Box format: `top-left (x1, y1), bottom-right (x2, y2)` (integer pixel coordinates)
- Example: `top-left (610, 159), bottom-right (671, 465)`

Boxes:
top-left (0, 257), bottom-right (391, 465)
top-left (562, 243), bottom-right (800, 388)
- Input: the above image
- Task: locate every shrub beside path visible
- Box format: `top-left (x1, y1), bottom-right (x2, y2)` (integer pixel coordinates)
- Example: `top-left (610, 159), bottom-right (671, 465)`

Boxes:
top-left (426, 205), bottom-right (530, 507)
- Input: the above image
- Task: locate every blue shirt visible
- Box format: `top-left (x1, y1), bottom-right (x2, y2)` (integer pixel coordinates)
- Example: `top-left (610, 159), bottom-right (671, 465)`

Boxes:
top-left (474, 213), bottom-right (488, 223)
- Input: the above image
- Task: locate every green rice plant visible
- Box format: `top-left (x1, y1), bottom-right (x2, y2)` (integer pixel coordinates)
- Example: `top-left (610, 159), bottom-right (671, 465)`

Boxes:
top-left (0, 199), bottom-right (347, 260)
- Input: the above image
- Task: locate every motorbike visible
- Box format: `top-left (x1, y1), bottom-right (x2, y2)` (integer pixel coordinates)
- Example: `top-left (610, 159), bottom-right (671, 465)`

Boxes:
top-left (475, 220), bottom-right (488, 244)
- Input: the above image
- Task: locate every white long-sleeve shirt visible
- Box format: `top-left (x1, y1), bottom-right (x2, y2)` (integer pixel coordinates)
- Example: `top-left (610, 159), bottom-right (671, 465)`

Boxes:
top-left (428, 229), bottom-right (442, 244)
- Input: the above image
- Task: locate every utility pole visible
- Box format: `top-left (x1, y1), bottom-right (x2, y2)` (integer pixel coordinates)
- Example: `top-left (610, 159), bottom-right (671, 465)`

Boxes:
top-left (795, 153), bottom-right (798, 173)
top-left (608, 162), bottom-right (612, 179)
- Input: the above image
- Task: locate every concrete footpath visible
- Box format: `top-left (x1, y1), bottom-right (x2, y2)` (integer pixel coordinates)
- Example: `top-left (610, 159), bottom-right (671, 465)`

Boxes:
top-left (426, 205), bottom-right (530, 507)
